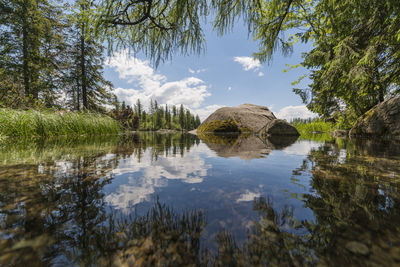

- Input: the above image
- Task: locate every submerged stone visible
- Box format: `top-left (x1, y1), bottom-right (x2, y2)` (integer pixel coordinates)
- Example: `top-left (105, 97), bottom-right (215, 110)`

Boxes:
top-left (345, 241), bottom-right (370, 256)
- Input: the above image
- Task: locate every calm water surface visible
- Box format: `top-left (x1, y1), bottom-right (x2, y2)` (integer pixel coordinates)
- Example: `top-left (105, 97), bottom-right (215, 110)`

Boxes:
top-left (0, 133), bottom-right (400, 266)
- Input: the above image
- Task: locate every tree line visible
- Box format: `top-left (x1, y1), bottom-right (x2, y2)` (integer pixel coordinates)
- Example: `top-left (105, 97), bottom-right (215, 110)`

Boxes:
top-left (111, 99), bottom-right (201, 131)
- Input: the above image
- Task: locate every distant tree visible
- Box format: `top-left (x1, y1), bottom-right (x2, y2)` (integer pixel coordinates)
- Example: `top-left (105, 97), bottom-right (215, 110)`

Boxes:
top-left (172, 105), bottom-right (177, 117)
top-left (135, 99), bottom-right (142, 118)
top-left (185, 110), bottom-right (192, 130)
top-left (179, 104), bottom-right (185, 130)
top-left (195, 115), bottom-right (201, 128)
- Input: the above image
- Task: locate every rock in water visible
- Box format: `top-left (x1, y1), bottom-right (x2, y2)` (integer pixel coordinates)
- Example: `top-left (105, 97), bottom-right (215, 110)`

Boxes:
top-left (350, 96), bottom-right (400, 137)
top-left (197, 104), bottom-right (299, 136)
top-left (260, 119), bottom-right (300, 136)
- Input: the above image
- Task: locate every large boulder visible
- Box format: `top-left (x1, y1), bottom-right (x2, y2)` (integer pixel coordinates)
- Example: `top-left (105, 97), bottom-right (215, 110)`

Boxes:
top-left (349, 96), bottom-right (400, 137)
top-left (197, 104), bottom-right (299, 136)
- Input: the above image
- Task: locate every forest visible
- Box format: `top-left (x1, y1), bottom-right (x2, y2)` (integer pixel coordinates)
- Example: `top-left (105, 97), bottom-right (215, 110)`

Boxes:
top-left (1, 0), bottom-right (399, 133)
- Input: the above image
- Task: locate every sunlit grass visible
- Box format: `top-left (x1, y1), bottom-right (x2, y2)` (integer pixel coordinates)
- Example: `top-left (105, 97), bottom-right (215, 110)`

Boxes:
top-left (291, 118), bottom-right (335, 136)
top-left (0, 109), bottom-right (120, 137)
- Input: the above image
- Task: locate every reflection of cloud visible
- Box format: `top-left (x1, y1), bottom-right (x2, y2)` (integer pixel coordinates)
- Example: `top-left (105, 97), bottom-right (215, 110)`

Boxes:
top-left (105, 176), bottom-right (157, 210)
top-left (105, 144), bottom-right (212, 213)
top-left (338, 149), bottom-right (347, 164)
top-left (282, 140), bottom-right (322, 155)
top-left (188, 68), bottom-right (207, 74)
top-left (276, 105), bottom-right (318, 121)
top-left (236, 190), bottom-right (261, 202)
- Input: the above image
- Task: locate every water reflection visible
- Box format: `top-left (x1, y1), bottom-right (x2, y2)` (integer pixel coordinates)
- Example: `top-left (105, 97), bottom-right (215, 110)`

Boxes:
top-left (105, 144), bottom-right (211, 213)
top-left (286, 137), bottom-right (400, 266)
top-left (0, 134), bottom-right (400, 265)
top-left (198, 133), bottom-right (298, 159)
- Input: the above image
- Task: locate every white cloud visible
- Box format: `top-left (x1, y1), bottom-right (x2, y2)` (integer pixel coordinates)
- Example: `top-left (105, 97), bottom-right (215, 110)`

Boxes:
top-left (191, 104), bottom-right (224, 121)
top-left (105, 51), bottom-right (211, 109)
top-left (234, 56), bottom-right (262, 71)
top-left (189, 68), bottom-right (206, 74)
top-left (275, 105), bottom-right (318, 121)
top-left (227, 86), bottom-right (232, 91)
top-left (258, 72), bottom-right (264, 77)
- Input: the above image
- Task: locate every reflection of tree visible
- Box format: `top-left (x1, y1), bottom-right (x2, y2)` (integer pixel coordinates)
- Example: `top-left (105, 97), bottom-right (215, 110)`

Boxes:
top-left (208, 198), bottom-right (315, 266)
top-left (113, 132), bottom-right (199, 162)
top-left (0, 149), bottom-right (118, 265)
top-left (208, 138), bottom-right (400, 266)
top-left (3, 134), bottom-right (399, 265)
top-left (0, 133), bottom-right (200, 265)
top-left (287, 138), bottom-right (400, 266)
top-left (108, 201), bottom-right (206, 266)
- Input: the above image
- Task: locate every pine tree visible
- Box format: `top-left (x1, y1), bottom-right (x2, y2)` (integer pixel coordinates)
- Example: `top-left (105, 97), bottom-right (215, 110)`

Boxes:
top-left (0, 0), bottom-right (64, 106)
top-left (195, 115), bottom-right (201, 128)
top-left (179, 104), bottom-right (185, 130)
top-left (69, 0), bottom-right (114, 112)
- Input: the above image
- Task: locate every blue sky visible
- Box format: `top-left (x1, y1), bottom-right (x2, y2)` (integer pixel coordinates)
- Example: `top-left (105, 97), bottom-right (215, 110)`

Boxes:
top-left (103, 21), bottom-right (317, 121)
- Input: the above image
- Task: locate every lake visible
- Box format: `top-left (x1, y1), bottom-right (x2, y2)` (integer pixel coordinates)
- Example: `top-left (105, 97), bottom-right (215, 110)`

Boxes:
top-left (0, 133), bottom-right (399, 266)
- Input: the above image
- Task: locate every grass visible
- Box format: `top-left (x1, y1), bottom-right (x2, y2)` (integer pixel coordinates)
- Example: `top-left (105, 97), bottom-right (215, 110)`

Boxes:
top-left (291, 118), bottom-right (335, 136)
top-left (0, 109), bottom-right (121, 137)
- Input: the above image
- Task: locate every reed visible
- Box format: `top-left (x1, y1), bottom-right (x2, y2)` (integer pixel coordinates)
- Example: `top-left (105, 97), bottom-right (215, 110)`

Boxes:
top-left (0, 109), bottom-right (120, 137)
top-left (291, 118), bottom-right (335, 136)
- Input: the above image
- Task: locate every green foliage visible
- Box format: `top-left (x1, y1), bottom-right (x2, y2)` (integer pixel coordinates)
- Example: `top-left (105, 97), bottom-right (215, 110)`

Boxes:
top-left (0, 0), bottom-right (115, 112)
top-left (291, 118), bottom-right (334, 136)
top-left (211, 0), bottom-right (400, 122)
top-left (335, 109), bottom-right (358, 130)
top-left (0, 109), bottom-right (120, 137)
top-left (97, 0), bottom-right (208, 65)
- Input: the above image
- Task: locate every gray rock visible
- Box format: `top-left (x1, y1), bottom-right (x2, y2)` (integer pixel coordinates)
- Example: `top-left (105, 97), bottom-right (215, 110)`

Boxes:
top-left (345, 241), bottom-right (370, 256)
top-left (331, 130), bottom-right (349, 138)
top-left (260, 119), bottom-right (300, 136)
top-left (350, 96), bottom-right (400, 137)
top-left (198, 104), bottom-right (299, 136)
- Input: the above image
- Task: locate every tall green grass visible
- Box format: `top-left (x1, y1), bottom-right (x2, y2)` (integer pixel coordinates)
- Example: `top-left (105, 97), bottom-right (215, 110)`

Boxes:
top-left (0, 109), bottom-right (121, 137)
top-left (291, 118), bottom-right (335, 136)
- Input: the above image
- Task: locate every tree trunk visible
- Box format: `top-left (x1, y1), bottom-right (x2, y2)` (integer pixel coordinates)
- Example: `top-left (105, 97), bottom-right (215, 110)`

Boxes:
top-left (80, 28), bottom-right (87, 109)
top-left (22, 3), bottom-right (30, 98)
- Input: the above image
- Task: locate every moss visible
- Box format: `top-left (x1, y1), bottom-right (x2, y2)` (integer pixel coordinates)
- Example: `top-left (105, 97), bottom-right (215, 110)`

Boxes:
top-left (362, 108), bottom-right (376, 122)
top-left (198, 119), bottom-right (240, 133)
top-left (197, 132), bottom-right (239, 145)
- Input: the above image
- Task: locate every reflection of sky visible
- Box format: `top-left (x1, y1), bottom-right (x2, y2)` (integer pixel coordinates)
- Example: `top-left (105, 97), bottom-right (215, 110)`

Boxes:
top-left (104, 143), bottom-right (212, 213)
top-left (282, 140), bottom-right (322, 155)
top-left (101, 138), bottom-right (323, 238)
